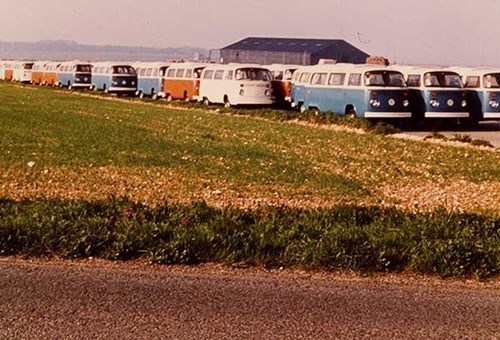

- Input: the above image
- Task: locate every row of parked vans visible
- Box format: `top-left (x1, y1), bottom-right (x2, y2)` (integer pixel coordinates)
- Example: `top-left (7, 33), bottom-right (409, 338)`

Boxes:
top-left (1, 59), bottom-right (499, 124)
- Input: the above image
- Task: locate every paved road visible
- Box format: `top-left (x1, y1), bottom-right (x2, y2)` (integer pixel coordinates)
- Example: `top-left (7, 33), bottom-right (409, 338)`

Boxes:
top-left (0, 259), bottom-right (499, 340)
top-left (402, 120), bottom-right (500, 148)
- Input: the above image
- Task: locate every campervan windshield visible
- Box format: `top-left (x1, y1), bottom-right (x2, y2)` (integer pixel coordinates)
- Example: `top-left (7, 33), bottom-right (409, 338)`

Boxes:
top-left (424, 72), bottom-right (462, 88)
top-left (365, 71), bottom-right (406, 87)
top-left (235, 68), bottom-right (272, 81)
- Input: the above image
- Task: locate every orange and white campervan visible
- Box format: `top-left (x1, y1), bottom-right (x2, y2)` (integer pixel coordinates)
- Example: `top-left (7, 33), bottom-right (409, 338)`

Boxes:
top-left (162, 62), bottom-right (206, 101)
top-left (31, 61), bottom-right (46, 85)
top-left (268, 64), bottom-right (298, 105)
top-left (2, 61), bottom-right (14, 81)
top-left (42, 62), bottom-right (60, 86)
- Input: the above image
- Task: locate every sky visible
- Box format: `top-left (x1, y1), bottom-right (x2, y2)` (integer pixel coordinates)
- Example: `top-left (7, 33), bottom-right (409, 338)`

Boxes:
top-left (1, 0), bottom-right (500, 66)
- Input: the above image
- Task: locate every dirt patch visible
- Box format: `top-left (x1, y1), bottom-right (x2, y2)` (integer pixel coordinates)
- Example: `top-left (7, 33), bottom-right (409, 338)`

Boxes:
top-left (1, 165), bottom-right (498, 213)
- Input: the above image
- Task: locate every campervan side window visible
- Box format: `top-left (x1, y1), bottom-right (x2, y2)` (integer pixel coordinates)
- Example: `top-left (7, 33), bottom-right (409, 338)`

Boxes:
top-left (407, 75), bottom-right (421, 87)
top-left (152, 68), bottom-right (159, 77)
top-left (299, 72), bottom-right (310, 83)
top-left (225, 71), bottom-right (233, 80)
top-left (464, 76), bottom-right (479, 88)
top-left (146, 69), bottom-right (153, 77)
top-left (214, 70), bottom-right (224, 80)
top-left (139, 69), bottom-right (146, 76)
top-left (176, 69), bottom-right (185, 78)
top-left (185, 69), bottom-right (192, 78)
top-left (348, 73), bottom-right (361, 86)
top-left (483, 74), bottom-right (500, 88)
top-left (311, 73), bottom-right (327, 85)
top-left (167, 69), bottom-right (176, 77)
top-left (328, 73), bottom-right (345, 86)
top-left (204, 70), bottom-right (214, 79)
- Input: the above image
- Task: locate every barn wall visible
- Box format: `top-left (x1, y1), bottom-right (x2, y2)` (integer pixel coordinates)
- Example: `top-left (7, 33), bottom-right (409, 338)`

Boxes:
top-left (220, 49), bottom-right (311, 65)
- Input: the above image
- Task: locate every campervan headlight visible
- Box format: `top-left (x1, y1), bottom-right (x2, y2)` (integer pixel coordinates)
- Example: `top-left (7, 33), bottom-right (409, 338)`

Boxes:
top-left (239, 89), bottom-right (245, 96)
top-left (430, 99), bottom-right (440, 108)
top-left (264, 89), bottom-right (271, 97)
top-left (112, 81), bottom-right (118, 85)
top-left (369, 99), bottom-right (380, 107)
top-left (403, 99), bottom-right (409, 107)
top-left (461, 100), bottom-right (467, 107)
top-left (489, 100), bottom-right (499, 108)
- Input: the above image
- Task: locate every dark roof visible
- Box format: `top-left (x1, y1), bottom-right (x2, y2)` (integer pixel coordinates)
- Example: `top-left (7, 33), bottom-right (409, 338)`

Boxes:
top-left (221, 37), bottom-right (365, 54)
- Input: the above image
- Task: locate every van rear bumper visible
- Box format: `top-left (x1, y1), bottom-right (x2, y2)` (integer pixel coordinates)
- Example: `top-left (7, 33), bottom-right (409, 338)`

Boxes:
top-left (364, 111), bottom-right (412, 118)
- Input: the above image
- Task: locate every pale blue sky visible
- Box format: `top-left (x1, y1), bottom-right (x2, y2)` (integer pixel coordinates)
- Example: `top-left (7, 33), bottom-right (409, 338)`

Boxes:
top-left (1, 0), bottom-right (499, 66)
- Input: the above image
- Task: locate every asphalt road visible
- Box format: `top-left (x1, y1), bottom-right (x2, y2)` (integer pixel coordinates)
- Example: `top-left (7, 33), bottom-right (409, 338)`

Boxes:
top-left (0, 259), bottom-right (499, 339)
top-left (402, 120), bottom-right (500, 148)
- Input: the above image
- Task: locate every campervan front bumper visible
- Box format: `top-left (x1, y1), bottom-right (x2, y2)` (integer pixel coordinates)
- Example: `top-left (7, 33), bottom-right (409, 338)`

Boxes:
top-left (483, 112), bottom-right (500, 119)
top-left (424, 112), bottom-right (469, 118)
top-left (364, 111), bottom-right (412, 118)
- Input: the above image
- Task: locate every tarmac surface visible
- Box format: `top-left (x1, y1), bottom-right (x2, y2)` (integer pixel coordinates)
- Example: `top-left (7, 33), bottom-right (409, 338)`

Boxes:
top-left (402, 120), bottom-right (500, 148)
top-left (1, 259), bottom-right (499, 339)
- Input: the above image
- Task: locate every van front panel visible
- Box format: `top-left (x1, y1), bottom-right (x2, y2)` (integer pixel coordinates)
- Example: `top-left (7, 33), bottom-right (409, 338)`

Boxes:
top-left (110, 75), bottom-right (137, 92)
top-left (481, 90), bottom-right (500, 118)
top-left (363, 89), bottom-right (411, 118)
top-left (423, 89), bottom-right (468, 118)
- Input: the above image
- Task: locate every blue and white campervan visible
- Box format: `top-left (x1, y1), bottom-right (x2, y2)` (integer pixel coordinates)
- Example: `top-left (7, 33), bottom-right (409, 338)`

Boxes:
top-left (57, 61), bottom-right (92, 89)
top-left (91, 62), bottom-right (137, 95)
top-left (291, 64), bottom-right (411, 119)
top-left (134, 62), bottom-right (170, 99)
top-left (397, 66), bottom-right (468, 123)
top-left (458, 67), bottom-right (500, 121)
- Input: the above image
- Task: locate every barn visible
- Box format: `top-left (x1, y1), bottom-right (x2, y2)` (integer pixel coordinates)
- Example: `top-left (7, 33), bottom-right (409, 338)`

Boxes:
top-left (220, 37), bottom-right (370, 65)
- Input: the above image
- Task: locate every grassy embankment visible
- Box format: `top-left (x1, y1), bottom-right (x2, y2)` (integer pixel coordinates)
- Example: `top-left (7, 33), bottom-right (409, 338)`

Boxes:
top-left (0, 82), bottom-right (498, 277)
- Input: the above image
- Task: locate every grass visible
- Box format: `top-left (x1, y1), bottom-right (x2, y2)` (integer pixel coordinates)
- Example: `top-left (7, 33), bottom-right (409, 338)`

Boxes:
top-left (1, 83), bottom-right (499, 278)
top-left (0, 82), bottom-right (499, 212)
top-left (0, 197), bottom-right (498, 279)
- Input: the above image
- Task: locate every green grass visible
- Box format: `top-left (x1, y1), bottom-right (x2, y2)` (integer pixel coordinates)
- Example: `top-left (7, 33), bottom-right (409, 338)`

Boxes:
top-left (0, 197), bottom-right (498, 278)
top-left (0, 82), bottom-right (499, 210)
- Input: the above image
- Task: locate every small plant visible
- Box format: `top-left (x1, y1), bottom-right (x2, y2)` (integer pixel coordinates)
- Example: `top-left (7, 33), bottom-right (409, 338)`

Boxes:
top-left (451, 133), bottom-right (473, 143)
top-left (470, 139), bottom-right (494, 148)
top-left (425, 131), bottom-right (447, 140)
top-left (369, 122), bottom-right (401, 135)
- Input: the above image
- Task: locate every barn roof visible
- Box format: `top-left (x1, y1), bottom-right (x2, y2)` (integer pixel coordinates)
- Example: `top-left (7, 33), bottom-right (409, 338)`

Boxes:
top-left (221, 37), bottom-right (366, 54)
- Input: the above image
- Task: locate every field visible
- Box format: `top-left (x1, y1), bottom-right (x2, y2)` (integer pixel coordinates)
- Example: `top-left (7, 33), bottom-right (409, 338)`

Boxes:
top-left (0, 82), bottom-right (499, 278)
top-left (0, 82), bottom-right (498, 213)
